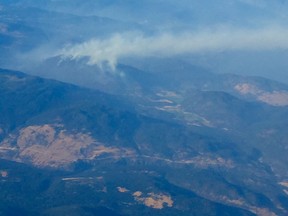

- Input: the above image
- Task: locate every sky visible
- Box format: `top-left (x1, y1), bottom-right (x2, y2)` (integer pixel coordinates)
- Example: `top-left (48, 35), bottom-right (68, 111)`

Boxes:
top-left (1, 0), bottom-right (288, 82)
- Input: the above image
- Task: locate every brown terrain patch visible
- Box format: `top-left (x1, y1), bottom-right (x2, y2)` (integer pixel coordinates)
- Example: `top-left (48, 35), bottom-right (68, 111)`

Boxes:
top-left (117, 187), bottom-right (129, 193)
top-left (0, 124), bottom-right (135, 168)
top-left (133, 191), bottom-right (173, 209)
top-left (0, 170), bottom-right (8, 178)
top-left (234, 83), bottom-right (288, 106)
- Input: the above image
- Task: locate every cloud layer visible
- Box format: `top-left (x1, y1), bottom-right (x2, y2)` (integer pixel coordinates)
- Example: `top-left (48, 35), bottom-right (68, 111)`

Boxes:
top-left (60, 26), bottom-right (288, 68)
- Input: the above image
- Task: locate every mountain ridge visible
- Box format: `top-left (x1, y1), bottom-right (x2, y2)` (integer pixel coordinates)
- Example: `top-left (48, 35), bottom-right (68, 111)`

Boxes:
top-left (1, 68), bottom-right (288, 215)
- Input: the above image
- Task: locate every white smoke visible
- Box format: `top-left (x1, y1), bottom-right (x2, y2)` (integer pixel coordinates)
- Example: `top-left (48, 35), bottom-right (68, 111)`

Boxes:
top-left (60, 26), bottom-right (288, 69)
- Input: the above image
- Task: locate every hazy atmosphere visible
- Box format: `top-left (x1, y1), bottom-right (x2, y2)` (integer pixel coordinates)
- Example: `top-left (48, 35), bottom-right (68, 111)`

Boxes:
top-left (1, 1), bottom-right (288, 216)
top-left (1, 0), bottom-right (288, 82)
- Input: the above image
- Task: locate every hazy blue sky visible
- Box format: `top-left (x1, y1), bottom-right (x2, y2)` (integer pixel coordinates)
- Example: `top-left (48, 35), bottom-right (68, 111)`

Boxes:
top-left (1, 0), bottom-right (288, 82)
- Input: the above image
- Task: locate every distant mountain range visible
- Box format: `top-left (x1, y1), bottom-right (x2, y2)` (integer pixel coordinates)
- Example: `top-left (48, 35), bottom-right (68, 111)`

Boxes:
top-left (2, 0), bottom-right (288, 82)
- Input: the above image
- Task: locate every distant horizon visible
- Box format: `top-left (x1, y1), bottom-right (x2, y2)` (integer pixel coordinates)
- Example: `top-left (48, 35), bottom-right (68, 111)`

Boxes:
top-left (1, 0), bottom-right (288, 83)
